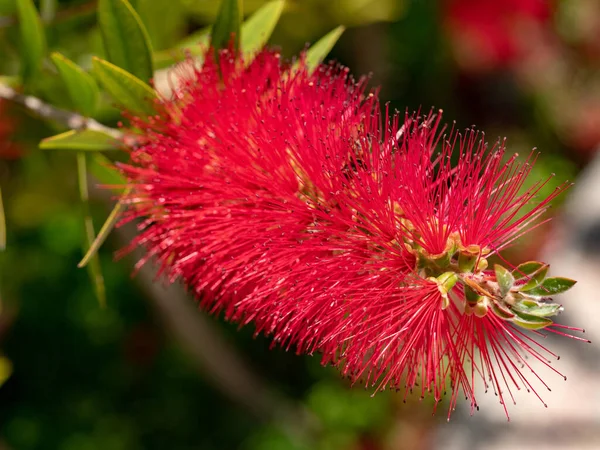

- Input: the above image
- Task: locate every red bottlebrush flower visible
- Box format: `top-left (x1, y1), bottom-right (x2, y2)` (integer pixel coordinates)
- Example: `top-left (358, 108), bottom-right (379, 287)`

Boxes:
top-left (119, 48), bottom-right (585, 419)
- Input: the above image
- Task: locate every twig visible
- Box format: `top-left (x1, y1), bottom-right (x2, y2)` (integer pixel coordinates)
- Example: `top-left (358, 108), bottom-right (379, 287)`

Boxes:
top-left (0, 83), bottom-right (122, 138)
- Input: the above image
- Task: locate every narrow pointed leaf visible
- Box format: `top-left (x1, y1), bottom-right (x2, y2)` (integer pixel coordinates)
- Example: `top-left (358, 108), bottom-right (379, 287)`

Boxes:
top-left (153, 27), bottom-right (210, 69)
top-left (513, 261), bottom-right (545, 279)
top-left (77, 153), bottom-right (107, 307)
top-left (98, 0), bottom-right (154, 82)
top-left (40, 0), bottom-right (57, 22)
top-left (40, 130), bottom-right (120, 152)
top-left (0, 187), bottom-right (5, 251)
top-left (92, 57), bottom-right (157, 116)
top-left (50, 52), bottom-right (99, 116)
top-left (305, 26), bottom-right (345, 73)
top-left (16, 0), bottom-right (46, 81)
top-left (78, 193), bottom-right (127, 269)
top-left (512, 309), bottom-right (553, 330)
top-left (0, 355), bottom-right (12, 388)
top-left (524, 277), bottom-right (577, 297)
top-left (518, 263), bottom-right (549, 291)
top-left (175, 26), bottom-right (211, 50)
top-left (131, 0), bottom-right (187, 51)
top-left (494, 264), bottom-right (514, 297)
top-left (464, 285), bottom-right (480, 306)
top-left (241, 0), bottom-right (284, 61)
top-left (490, 301), bottom-right (515, 320)
top-left (513, 301), bottom-right (562, 318)
top-left (211, 0), bottom-right (242, 55)
top-left (84, 154), bottom-right (128, 267)
top-left (89, 154), bottom-right (127, 189)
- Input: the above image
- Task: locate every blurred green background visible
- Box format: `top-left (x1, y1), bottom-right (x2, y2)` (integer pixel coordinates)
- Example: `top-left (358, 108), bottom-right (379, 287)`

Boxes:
top-left (0, 0), bottom-right (599, 449)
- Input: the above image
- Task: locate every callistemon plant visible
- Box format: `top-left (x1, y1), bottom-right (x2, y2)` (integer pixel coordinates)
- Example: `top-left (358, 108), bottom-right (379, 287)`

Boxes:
top-left (118, 48), bottom-right (585, 419)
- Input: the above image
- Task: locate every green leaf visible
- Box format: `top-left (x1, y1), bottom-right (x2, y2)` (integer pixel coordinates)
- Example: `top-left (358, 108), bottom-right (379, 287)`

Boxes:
top-left (513, 301), bottom-right (562, 318)
top-left (494, 264), bottom-right (514, 297)
top-left (0, 76), bottom-right (20, 88)
top-left (77, 153), bottom-right (107, 307)
top-left (211, 0), bottom-right (242, 55)
top-left (0, 187), bottom-right (5, 251)
top-left (89, 154), bottom-right (127, 189)
top-left (305, 26), bottom-right (345, 73)
top-left (523, 277), bottom-right (577, 297)
top-left (16, 0), bottom-right (46, 81)
top-left (40, 130), bottom-right (120, 152)
top-left (98, 0), bottom-right (154, 82)
top-left (240, 0), bottom-right (284, 61)
top-left (490, 301), bottom-right (515, 320)
top-left (175, 26), bottom-right (211, 50)
top-left (129, 0), bottom-right (187, 51)
top-left (92, 57), bottom-right (157, 116)
top-left (512, 309), bottom-right (553, 330)
top-left (40, 0), bottom-right (57, 22)
top-left (153, 26), bottom-right (210, 69)
top-left (513, 261), bottom-right (545, 279)
top-left (0, 355), bottom-right (12, 389)
top-left (78, 192), bottom-right (127, 270)
top-left (464, 285), bottom-right (480, 306)
top-left (517, 263), bottom-right (549, 291)
top-left (50, 53), bottom-right (99, 116)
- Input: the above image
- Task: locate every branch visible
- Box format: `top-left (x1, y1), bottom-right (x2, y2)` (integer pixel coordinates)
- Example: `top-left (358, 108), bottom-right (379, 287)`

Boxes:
top-left (0, 83), bottom-right (122, 139)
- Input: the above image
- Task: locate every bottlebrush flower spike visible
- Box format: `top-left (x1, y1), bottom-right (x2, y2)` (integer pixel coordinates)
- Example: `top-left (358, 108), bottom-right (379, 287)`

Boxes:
top-left (118, 48), bottom-right (586, 419)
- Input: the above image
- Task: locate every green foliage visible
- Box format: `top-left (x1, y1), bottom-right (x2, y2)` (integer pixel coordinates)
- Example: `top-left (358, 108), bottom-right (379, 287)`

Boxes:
top-left (308, 381), bottom-right (391, 432)
top-left (494, 264), bottom-right (515, 297)
top-left (211, 0), bottom-right (243, 55)
top-left (77, 153), bottom-right (107, 307)
top-left (304, 26), bottom-right (345, 72)
top-left (89, 154), bottom-right (127, 189)
top-left (98, 0), bottom-right (154, 82)
top-left (80, 158), bottom-right (128, 271)
top-left (129, 0), bottom-right (187, 51)
top-left (511, 309), bottom-right (553, 330)
top-left (517, 262), bottom-right (549, 291)
top-left (91, 57), bottom-right (157, 116)
top-left (153, 26), bottom-right (211, 69)
top-left (154, 0), bottom-right (285, 70)
top-left (241, 0), bottom-right (285, 60)
top-left (173, 26), bottom-right (212, 52)
top-left (78, 195), bottom-right (126, 270)
top-left (40, 130), bottom-right (120, 152)
top-left (16, 0), bottom-right (46, 82)
top-left (50, 53), bottom-right (99, 117)
top-left (525, 277), bottom-right (577, 297)
top-left (513, 261), bottom-right (547, 279)
top-left (0, 187), bottom-right (5, 251)
top-left (39, 0), bottom-right (57, 22)
top-left (512, 300), bottom-right (562, 318)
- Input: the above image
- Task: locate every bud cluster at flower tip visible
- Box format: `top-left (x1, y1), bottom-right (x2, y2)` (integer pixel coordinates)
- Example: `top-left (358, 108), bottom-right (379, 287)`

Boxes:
top-left (119, 47), bottom-right (588, 419)
top-left (406, 225), bottom-right (575, 331)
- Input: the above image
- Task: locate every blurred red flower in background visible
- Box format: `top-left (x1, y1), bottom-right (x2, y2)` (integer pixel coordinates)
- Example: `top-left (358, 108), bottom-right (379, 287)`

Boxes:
top-left (0, 99), bottom-right (22, 160)
top-left (443, 0), bottom-right (553, 71)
